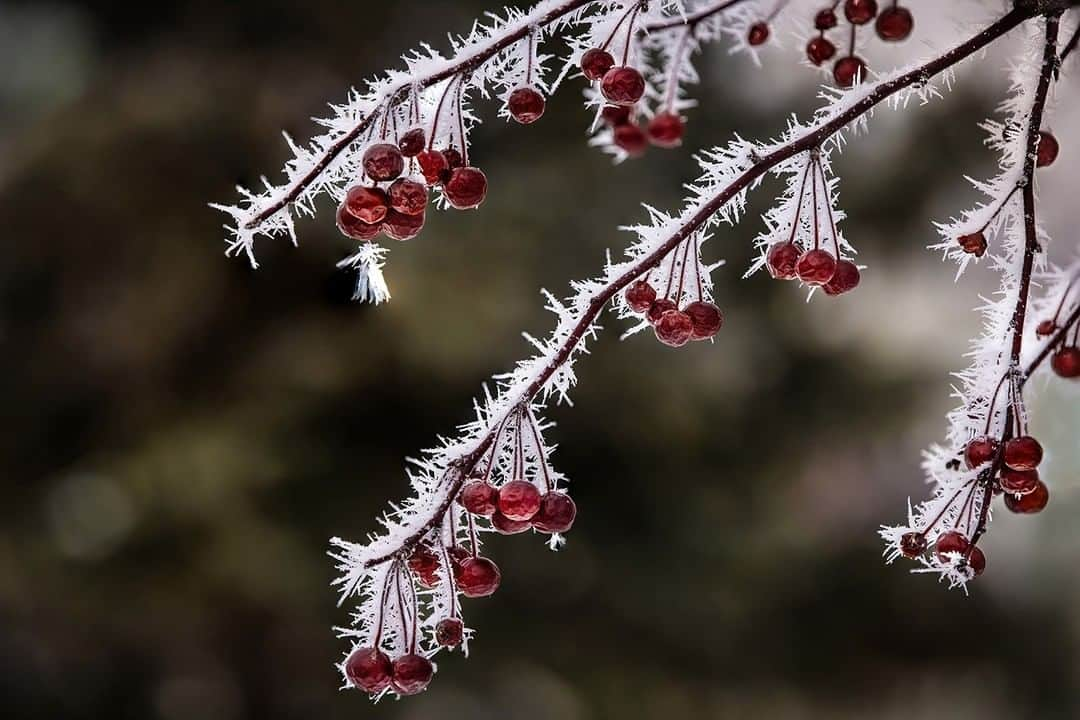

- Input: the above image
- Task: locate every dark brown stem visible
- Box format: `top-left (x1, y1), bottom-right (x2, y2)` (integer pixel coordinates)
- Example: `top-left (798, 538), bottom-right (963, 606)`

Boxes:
top-left (1024, 303), bottom-right (1080, 376)
top-left (645, 0), bottom-right (752, 32)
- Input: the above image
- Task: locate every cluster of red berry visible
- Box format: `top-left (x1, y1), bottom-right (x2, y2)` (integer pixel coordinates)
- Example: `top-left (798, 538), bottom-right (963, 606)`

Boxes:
top-left (1036, 272), bottom-right (1080, 379)
top-left (625, 280), bottom-right (723, 347)
top-left (459, 476), bottom-right (576, 534)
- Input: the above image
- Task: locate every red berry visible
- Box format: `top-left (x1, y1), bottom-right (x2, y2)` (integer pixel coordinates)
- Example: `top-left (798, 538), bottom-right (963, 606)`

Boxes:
top-left (1000, 468), bottom-right (1039, 495)
top-left (382, 208), bottom-right (425, 241)
top-left (363, 143), bottom-right (405, 181)
top-left (454, 556), bottom-right (501, 597)
top-left (934, 531), bottom-right (969, 562)
top-left (875, 6), bottom-right (913, 41)
top-left (899, 532), bottom-right (927, 559)
top-left (492, 510), bottom-right (531, 535)
top-left (815, 9), bottom-right (838, 30)
top-left (532, 491), bottom-right (577, 533)
top-left (1037, 131), bottom-right (1059, 167)
top-left (1036, 320), bottom-right (1057, 337)
top-left (398, 127), bottom-right (426, 157)
top-left (613, 123), bottom-right (648, 156)
top-left (601, 105), bottom-right (631, 126)
top-left (1004, 436), bottom-right (1043, 471)
top-left (1052, 347), bottom-right (1080, 378)
top-left (647, 112), bottom-right (685, 149)
top-left (1004, 480), bottom-right (1049, 513)
top-left (833, 56), bottom-right (868, 88)
top-left (767, 242), bottom-right (800, 280)
top-left (508, 86), bottom-right (546, 124)
top-left (337, 203), bottom-right (382, 241)
top-left (344, 186), bottom-right (390, 225)
top-left (345, 647), bottom-right (393, 694)
top-left (601, 66), bottom-right (645, 106)
top-left (625, 280), bottom-right (658, 312)
top-left (654, 309), bottom-right (694, 348)
top-left (823, 259), bottom-right (860, 296)
top-left (435, 617), bottom-right (464, 647)
top-left (417, 150), bottom-right (449, 185)
top-left (442, 148), bottom-right (464, 170)
top-left (647, 298), bottom-right (678, 325)
top-left (806, 36), bottom-right (837, 66)
top-left (581, 48), bottom-right (615, 81)
top-left (747, 22), bottom-right (769, 46)
top-left (498, 479), bottom-right (542, 521)
top-left (408, 544), bottom-right (441, 588)
top-left (966, 546), bottom-right (986, 577)
top-left (388, 178), bottom-right (428, 216)
top-left (444, 167), bottom-right (488, 210)
top-left (684, 300), bottom-right (723, 340)
top-left (459, 480), bottom-right (499, 516)
top-left (391, 653), bottom-right (433, 696)
top-left (844, 0), bottom-right (878, 25)
top-left (957, 231), bottom-right (987, 257)
top-left (796, 249), bottom-right (837, 285)
top-left (964, 436), bottom-right (999, 469)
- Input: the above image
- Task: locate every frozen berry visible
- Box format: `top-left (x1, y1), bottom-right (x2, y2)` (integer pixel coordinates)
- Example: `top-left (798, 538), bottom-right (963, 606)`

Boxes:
top-left (796, 249), bottom-right (837, 285)
top-left (1052, 347), bottom-right (1080, 378)
top-left (654, 309), bottom-right (694, 348)
top-left (1000, 468), bottom-right (1039, 495)
top-left (647, 112), bottom-right (685, 149)
top-left (382, 208), bottom-right (425, 241)
top-left (958, 231), bottom-right (987, 257)
top-left (435, 617), bottom-right (464, 647)
top-left (823, 259), bottom-right (860, 296)
top-left (1004, 436), bottom-right (1043, 471)
top-left (815, 9), bottom-right (838, 30)
top-left (508, 87), bottom-right (546, 124)
top-left (345, 647), bottom-right (393, 693)
top-left (417, 150), bottom-right (449, 185)
top-left (899, 532), bottom-right (927, 559)
top-left (492, 510), bottom-right (531, 535)
top-left (391, 653), bottom-right (433, 696)
top-left (807, 36), bottom-right (837, 66)
top-left (444, 167), bottom-right (488, 210)
top-left (1037, 131), bottom-right (1059, 167)
top-left (601, 105), bottom-right (631, 126)
top-left (408, 544), bottom-right (441, 588)
top-left (833, 56), bottom-right (868, 88)
top-left (442, 148), bottom-right (464, 170)
top-left (767, 242), bottom-right (800, 280)
top-left (625, 280), bottom-right (657, 312)
top-left (344, 186), bottom-right (390, 225)
top-left (398, 127), bottom-right (426, 157)
top-left (876, 6), bottom-right (913, 41)
top-left (647, 298), bottom-right (678, 325)
top-left (363, 143), bottom-right (405, 181)
top-left (601, 66), bottom-right (645, 106)
top-left (498, 479), bottom-right (542, 521)
top-left (1036, 320), bottom-right (1057, 337)
top-left (844, 0), bottom-right (878, 25)
top-left (454, 556), bottom-right (501, 597)
top-left (684, 300), bottom-right (723, 340)
top-left (965, 546), bottom-right (986, 576)
top-left (747, 22), bottom-right (769, 46)
top-left (1004, 480), bottom-right (1049, 513)
top-left (459, 480), bottom-right (499, 516)
top-left (934, 530), bottom-right (969, 562)
top-left (388, 178), bottom-right (428, 216)
top-left (581, 48), bottom-right (616, 81)
top-left (532, 491), bottom-right (577, 533)
top-left (613, 123), bottom-right (648, 156)
top-left (337, 203), bottom-right (382, 241)
top-left (964, 436), bottom-right (999, 469)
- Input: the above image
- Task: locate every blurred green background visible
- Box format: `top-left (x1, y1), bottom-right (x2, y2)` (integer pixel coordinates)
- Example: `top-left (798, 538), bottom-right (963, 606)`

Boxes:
top-left (2, 1), bottom-right (1079, 718)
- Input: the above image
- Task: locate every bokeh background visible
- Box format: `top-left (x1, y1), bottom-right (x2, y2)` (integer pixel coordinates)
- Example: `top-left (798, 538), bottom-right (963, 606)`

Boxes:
top-left (2, 1), bottom-right (1079, 718)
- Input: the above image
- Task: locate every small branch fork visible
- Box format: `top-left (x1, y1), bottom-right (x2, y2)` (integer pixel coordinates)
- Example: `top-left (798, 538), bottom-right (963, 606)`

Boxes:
top-left (360, 6), bottom-right (1042, 570)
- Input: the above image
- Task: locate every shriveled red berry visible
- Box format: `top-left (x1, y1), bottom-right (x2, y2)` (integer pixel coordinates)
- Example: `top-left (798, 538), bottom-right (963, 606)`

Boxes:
top-left (601, 66), bottom-right (645, 106)
top-left (1052, 347), bottom-right (1080, 378)
top-left (625, 280), bottom-right (657, 313)
top-left (601, 105), bottom-right (631, 126)
top-left (581, 48), bottom-right (615, 81)
top-left (508, 87), bottom-right (546, 124)
top-left (1004, 436), bottom-right (1043, 471)
top-left (498, 479), bottom-right (542, 521)
top-left (363, 143), bottom-right (405, 181)
top-left (654, 309), bottom-right (694, 348)
top-left (344, 186), bottom-right (390, 225)
top-left (875, 6), bottom-right (913, 41)
top-left (1036, 320), bottom-right (1057, 337)
top-left (442, 148), bottom-right (464, 170)
top-left (417, 150), bottom-right (449, 185)
top-left (646, 298), bottom-right (678, 325)
top-left (684, 301), bottom-right (723, 340)
top-left (966, 546), bottom-right (986, 577)
top-left (388, 178), bottom-right (428, 216)
top-left (491, 510), bottom-right (531, 535)
top-left (957, 231), bottom-right (987, 257)
top-left (337, 203), bottom-right (382, 241)
top-left (899, 532), bottom-right (927, 559)
top-left (647, 112), bottom-right (685, 149)
top-left (796, 249), bottom-right (837, 285)
top-left (345, 647), bottom-right (393, 693)
top-left (454, 556), bottom-right (501, 597)
top-left (823, 259), bottom-right (860, 296)
top-left (459, 480), bottom-right (499, 516)
top-left (1000, 468), bottom-right (1039, 495)
top-left (806, 36), bottom-right (837, 66)
top-left (398, 127), bottom-right (426, 157)
top-left (1004, 480), bottom-right (1049, 513)
top-left (408, 544), bottom-right (441, 588)
top-left (964, 436), bottom-right (999, 469)
top-left (844, 0), bottom-right (878, 25)
top-left (391, 653), bottom-right (433, 696)
top-left (444, 167), bottom-right (488, 210)
top-left (833, 56), bottom-right (868, 88)
top-left (382, 208), bottom-right (425, 241)
top-left (532, 491), bottom-right (577, 533)
top-left (934, 531), bottom-right (969, 562)
top-left (613, 123), bottom-right (648, 156)
top-left (1037, 131), bottom-right (1059, 167)
top-left (767, 242), bottom-right (800, 280)
top-left (747, 22), bottom-right (769, 46)
top-left (435, 617), bottom-right (464, 647)
top-left (815, 9), bottom-right (838, 30)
